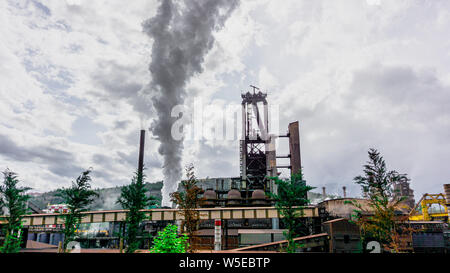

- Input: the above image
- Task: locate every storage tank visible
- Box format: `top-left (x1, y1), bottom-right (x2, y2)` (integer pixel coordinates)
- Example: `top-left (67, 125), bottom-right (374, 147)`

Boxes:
top-left (226, 189), bottom-right (242, 206)
top-left (251, 189), bottom-right (268, 206)
top-left (202, 189), bottom-right (217, 207)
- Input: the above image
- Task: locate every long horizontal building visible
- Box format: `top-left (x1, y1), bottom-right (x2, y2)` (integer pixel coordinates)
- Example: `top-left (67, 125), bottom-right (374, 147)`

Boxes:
top-left (1, 206), bottom-right (321, 251)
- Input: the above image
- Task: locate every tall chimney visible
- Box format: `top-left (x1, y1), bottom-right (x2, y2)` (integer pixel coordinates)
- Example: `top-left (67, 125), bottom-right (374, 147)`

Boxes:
top-left (288, 121), bottom-right (301, 176)
top-left (343, 186), bottom-right (347, 198)
top-left (444, 184), bottom-right (450, 220)
top-left (138, 130), bottom-right (145, 175)
top-left (444, 184), bottom-right (450, 204)
top-left (322, 187), bottom-right (326, 197)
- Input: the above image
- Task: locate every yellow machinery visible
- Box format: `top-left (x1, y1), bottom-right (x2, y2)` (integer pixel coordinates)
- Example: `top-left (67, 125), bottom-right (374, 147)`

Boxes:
top-left (409, 193), bottom-right (449, 223)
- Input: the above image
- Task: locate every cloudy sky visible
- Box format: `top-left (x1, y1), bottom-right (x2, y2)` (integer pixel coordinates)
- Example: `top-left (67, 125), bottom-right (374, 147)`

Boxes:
top-left (1, 0), bottom-right (449, 200)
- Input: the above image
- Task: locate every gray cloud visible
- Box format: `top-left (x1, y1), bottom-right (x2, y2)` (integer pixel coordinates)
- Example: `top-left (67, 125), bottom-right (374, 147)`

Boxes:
top-left (117, 149), bottom-right (162, 170)
top-left (349, 64), bottom-right (450, 121)
top-left (114, 120), bottom-right (130, 130)
top-left (92, 153), bottom-right (113, 166)
top-left (295, 63), bottom-right (450, 198)
top-left (88, 59), bottom-right (154, 119)
top-left (3, 0), bottom-right (450, 201)
top-left (90, 60), bottom-right (145, 105)
top-left (0, 134), bottom-right (72, 163)
top-left (195, 140), bottom-right (237, 178)
top-left (0, 134), bottom-right (83, 179)
top-left (31, 0), bottom-right (51, 17)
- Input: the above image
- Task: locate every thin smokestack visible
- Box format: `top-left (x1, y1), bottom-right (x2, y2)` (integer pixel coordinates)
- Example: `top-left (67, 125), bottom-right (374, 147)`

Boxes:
top-left (322, 187), bottom-right (326, 197)
top-left (138, 130), bottom-right (145, 176)
top-left (143, 0), bottom-right (240, 206)
top-left (444, 184), bottom-right (450, 202)
top-left (343, 186), bottom-right (347, 198)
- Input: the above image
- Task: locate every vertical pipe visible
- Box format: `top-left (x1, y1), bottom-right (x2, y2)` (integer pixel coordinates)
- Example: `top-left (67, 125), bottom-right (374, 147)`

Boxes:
top-left (444, 184), bottom-right (450, 220)
top-left (214, 219), bottom-right (222, 251)
top-left (322, 187), bottom-right (326, 198)
top-left (241, 103), bottom-right (246, 140)
top-left (254, 103), bottom-right (260, 132)
top-left (138, 130), bottom-right (145, 175)
top-left (288, 122), bottom-right (301, 176)
top-left (263, 102), bottom-right (269, 141)
top-left (241, 103), bottom-right (247, 184)
top-left (343, 186), bottom-right (347, 198)
top-left (224, 219), bottom-right (228, 250)
top-left (444, 184), bottom-right (450, 203)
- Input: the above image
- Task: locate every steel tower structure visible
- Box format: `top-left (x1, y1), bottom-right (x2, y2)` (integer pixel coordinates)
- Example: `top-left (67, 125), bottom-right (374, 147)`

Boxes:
top-left (240, 86), bottom-right (276, 193)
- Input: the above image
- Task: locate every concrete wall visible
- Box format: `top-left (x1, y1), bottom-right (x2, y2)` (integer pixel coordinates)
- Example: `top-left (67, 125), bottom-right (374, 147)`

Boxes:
top-left (318, 198), bottom-right (371, 219)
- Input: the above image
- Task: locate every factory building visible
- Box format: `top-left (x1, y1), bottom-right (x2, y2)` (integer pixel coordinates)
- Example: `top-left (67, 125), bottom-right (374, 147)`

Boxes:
top-left (1, 87), bottom-right (449, 253)
top-left (393, 177), bottom-right (415, 209)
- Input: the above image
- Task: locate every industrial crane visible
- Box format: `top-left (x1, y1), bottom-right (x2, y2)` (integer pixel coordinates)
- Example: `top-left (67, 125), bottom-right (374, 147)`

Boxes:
top-left (408, 193), bottom-right (449, 223)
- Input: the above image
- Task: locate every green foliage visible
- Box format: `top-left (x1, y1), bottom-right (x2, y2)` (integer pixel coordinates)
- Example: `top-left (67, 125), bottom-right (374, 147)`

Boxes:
top-left (354, 148), bottom-right (405, 202)
top-left (267, 170), bottom-right (315, 253)
top-left (56, 169), bottom-right (98, 252)
top-left (28, 181), bottom-right (163, 211)
top-left (350, 148), bottom-right (408, 252)
top-left (117, 168), bottom-right (158, 253)
top-left (170, 164), bottom-right (203, 252)
top-left (150, 224), bottom-right (189, 253)
top-left (0, 169), bottom-right (31, 253)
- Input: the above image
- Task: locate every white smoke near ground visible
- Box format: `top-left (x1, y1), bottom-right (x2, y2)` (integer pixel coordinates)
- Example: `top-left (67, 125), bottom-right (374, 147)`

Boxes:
top-left (142, 0), bottom-right (240, 207)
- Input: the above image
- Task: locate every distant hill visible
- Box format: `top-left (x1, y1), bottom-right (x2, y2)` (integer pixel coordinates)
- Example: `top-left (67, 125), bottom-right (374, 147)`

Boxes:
top-left (29, 182), bottom-right (338, 211)
top-left (30, 182), bottom-right (163, 211)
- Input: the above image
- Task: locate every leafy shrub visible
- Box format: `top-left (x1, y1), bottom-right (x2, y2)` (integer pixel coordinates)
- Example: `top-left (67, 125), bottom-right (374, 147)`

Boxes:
top-left (150, 224), bottom-right (189, 253)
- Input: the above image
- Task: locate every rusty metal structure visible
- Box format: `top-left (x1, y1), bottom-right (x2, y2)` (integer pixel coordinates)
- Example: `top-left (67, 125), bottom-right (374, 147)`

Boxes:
top-left (236, 85), bottom-right (303, 207)
top-left (393, 176), bottom-right (415, 209)
top-left (240, 85), bottom-right (272, 193)
top-left (287, 121), bottom-right (302, 176)
top-left (190, 86), bottom-right (304, 208)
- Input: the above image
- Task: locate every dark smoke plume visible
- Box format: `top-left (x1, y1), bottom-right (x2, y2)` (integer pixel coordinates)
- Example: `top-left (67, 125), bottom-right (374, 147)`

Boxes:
top-left (143, 0), bottom-right (239, 206)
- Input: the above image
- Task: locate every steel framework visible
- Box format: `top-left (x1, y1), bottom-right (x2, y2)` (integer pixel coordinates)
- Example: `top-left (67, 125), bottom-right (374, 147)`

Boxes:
top-left (240, 86), bottom-right (273, 192)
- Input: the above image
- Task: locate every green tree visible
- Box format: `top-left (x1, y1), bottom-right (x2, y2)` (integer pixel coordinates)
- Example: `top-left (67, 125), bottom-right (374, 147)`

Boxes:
top-left (267, 170), bottom-right (315, 253)
top-left (117, 169), bottom-right (158, 253)
top-left (0, 169), bottom-right (31, 253)
top-left (170, 164), bottom-right (203, 252)
top-left (150, 224), bottom-right (189, 253)
top-left (349, 148), bottom-right (409, 253)
top-left (56, 169), bottom-right (98, 253)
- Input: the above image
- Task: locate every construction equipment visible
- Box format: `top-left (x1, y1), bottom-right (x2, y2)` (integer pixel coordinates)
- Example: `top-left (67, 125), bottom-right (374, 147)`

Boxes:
top-left (409, 194), bottom-right (449, 223)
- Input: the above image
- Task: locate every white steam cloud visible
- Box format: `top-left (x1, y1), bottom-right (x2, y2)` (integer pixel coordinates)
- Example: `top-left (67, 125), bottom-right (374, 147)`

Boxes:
top-left (143, 0), bottom-right (240, 207)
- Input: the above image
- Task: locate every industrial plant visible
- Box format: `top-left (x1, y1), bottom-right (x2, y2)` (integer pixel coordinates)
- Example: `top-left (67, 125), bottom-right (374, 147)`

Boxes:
top-left (1, 88), bottom-right (449, 254)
